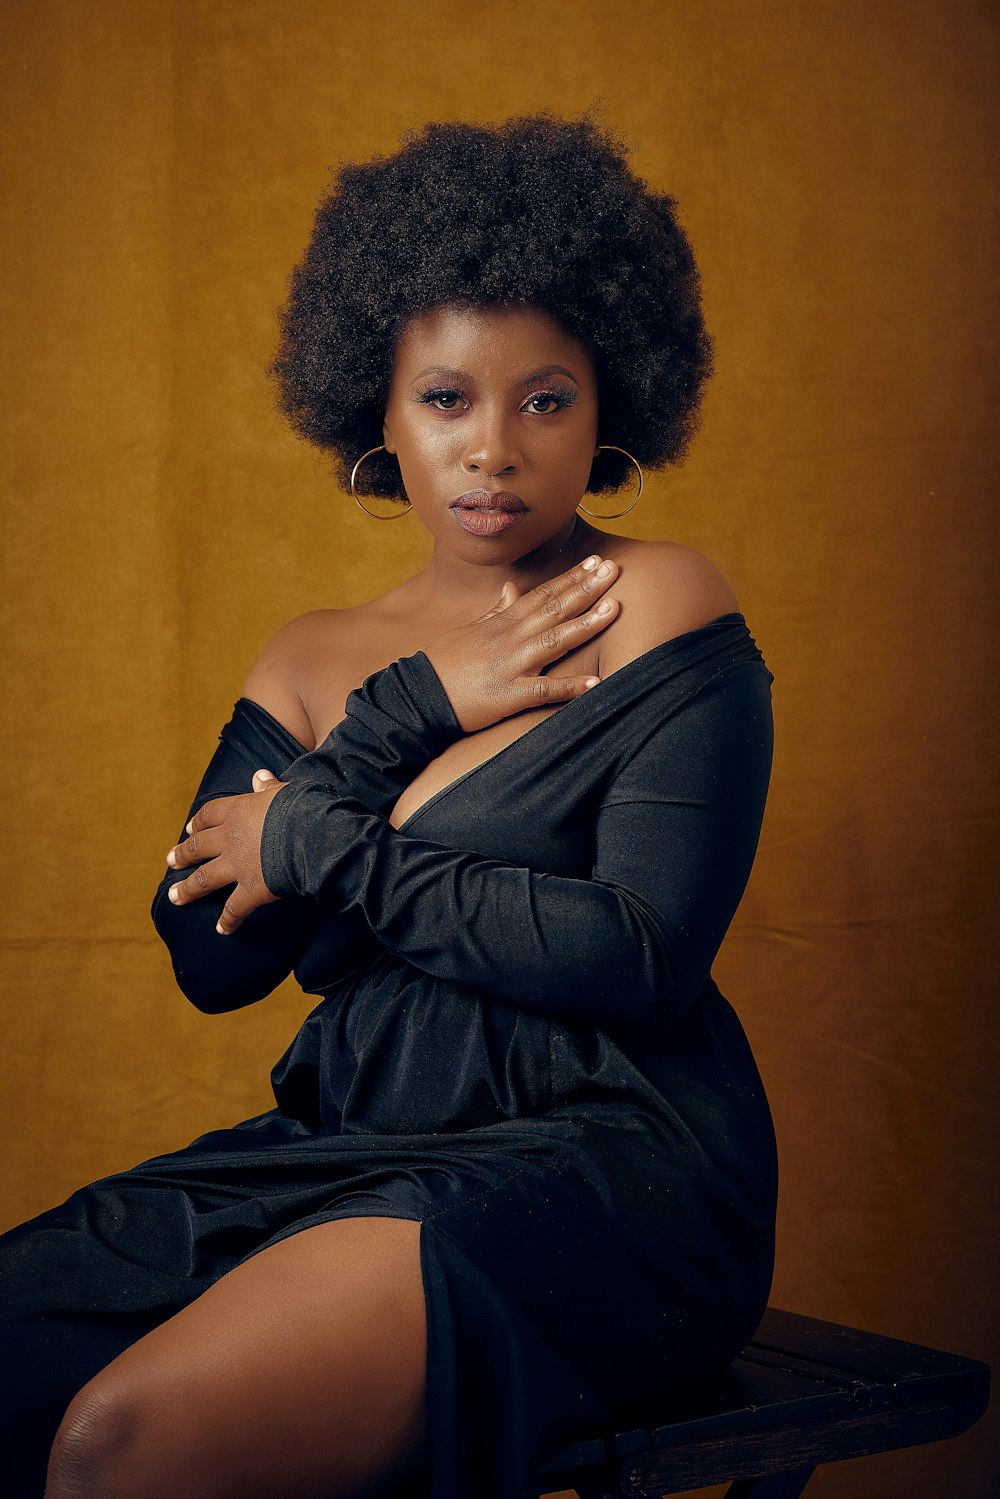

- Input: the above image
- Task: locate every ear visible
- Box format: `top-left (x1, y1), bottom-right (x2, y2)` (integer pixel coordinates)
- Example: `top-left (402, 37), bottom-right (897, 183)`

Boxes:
top-left (382, 415), bottom-right (397, 455)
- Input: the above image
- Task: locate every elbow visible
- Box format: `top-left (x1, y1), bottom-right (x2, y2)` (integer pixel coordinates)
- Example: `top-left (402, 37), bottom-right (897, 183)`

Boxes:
top-left (609, 906), bottom-right (702, 1030)
top-left (547, 938), bottom-right (669, 1029)
top-left (172, 964), bottom-right (269, 1015)
top-left (540, 890), bottom-right (688, 1027)
top-left (636, 957), bottom-right (701, 1030)
top-left (150, 886), bottom-right (273, 1015)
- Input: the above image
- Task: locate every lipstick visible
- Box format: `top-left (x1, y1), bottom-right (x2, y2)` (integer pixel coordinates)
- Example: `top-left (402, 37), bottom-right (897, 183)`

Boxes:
top-left (449, 490), bottom-right (528, 538)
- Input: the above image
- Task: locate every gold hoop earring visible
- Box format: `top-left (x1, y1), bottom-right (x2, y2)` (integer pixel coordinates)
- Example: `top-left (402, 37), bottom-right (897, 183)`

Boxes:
top-left (350, 445), bottom-right (413, 519)
top-left (578, 444), bottom-right (644, 519)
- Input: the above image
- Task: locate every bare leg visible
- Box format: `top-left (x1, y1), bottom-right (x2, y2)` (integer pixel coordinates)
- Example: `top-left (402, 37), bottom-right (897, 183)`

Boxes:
top-left (45, 1216), bottom-right (428, 1499)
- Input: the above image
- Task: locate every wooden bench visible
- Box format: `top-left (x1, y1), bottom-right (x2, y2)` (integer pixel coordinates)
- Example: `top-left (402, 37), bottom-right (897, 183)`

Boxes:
top-left (527, 1306), bottom-right (991, 1498)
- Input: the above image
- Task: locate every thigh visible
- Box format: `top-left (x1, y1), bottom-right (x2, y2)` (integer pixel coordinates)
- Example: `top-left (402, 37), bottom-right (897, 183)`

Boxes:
top-left (47, 1216), bottom-right (429, 1499)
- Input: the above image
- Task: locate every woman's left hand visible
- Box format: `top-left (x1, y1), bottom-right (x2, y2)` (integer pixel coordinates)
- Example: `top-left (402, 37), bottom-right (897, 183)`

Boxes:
top-left (165, 769), bottom-right (288, 935)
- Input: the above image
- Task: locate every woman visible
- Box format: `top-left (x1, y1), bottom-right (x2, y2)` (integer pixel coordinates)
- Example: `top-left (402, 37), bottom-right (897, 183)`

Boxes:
top-left (0, 113), bottom-right (778, 1499)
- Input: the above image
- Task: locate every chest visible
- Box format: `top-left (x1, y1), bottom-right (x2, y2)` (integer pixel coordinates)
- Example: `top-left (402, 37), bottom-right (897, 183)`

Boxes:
top-left (392, 691), bottom-right (618, 878)
top-left (306, 634), bottom-right (603, 832)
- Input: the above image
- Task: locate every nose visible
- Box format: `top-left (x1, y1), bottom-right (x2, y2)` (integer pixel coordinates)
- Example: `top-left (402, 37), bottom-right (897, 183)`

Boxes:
top-left (462, 407), bottom-right (520, 478)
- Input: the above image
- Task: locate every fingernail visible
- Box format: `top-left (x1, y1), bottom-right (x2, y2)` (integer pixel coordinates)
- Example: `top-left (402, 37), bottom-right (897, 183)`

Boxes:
top-left (215, 922), bottom-right (226, 935)
top-left (166, 850), bottom-right (176, 867)
top-left (168, 885), bottom-right (180, 903)
top-left (583, 677), bottom-right (601, 689)
top-left (595, 561), bottom-right (613, 579)
top-left (581, 554), bottom-right (600, 571)
top-left (185, 820), bottom-right (193, 835)
top-left (596, 598), bottom-right (614, 614)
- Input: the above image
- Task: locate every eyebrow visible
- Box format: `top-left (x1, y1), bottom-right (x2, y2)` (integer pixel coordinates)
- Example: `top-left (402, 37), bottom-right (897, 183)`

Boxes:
top-left (411, 363), bottom-right (582, 387)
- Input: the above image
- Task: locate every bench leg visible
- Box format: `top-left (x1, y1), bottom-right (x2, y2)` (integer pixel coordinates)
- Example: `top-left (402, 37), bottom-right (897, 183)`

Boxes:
top-left (724, 1468), bottom-right (817, 1498)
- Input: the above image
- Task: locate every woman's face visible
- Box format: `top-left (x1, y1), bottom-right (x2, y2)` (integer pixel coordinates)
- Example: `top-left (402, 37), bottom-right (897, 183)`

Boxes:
top-left (382, 302), bottom-right (600, 559)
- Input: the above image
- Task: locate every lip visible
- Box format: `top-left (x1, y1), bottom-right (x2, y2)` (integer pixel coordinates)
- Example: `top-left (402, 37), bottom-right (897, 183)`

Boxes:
top-left (449, 490), bottom-right (528, 513)
top-left (449, 489), bottom-right (529, 539)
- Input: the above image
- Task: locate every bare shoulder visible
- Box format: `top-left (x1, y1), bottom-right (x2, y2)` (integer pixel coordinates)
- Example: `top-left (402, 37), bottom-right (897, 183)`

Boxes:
top-left (599, 538), bottom-right (741, 677)
top-left (240, 608), bottom-right (352, 752)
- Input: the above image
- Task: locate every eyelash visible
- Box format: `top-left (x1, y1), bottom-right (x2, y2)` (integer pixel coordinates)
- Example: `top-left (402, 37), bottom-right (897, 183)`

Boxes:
top-left (417, 386), bottom-right (576, 415)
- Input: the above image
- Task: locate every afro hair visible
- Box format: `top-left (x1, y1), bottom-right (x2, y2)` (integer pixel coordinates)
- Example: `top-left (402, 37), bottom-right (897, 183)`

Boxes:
top-left (269, 111), bottom-right (714, 500)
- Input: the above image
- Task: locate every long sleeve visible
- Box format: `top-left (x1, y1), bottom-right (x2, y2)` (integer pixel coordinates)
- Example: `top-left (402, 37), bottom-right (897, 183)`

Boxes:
top-left (151, 703), bottom-right (323, 1012)
top-left (259, 656), bottom-right (774, 1030)
top-left (280, 648), bottom-right (463, 808)
top-left (151, 651), bottom-right (464, 1013)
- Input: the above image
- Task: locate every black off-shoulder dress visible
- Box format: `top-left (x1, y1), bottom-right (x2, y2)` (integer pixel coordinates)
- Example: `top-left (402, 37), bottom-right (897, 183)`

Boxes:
top-left (0, 611), bottom-right (778, 1499)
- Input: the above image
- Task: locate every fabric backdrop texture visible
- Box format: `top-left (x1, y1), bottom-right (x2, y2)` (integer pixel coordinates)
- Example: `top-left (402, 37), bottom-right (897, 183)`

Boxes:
top-left (0, 3), bottom-right (996, 1496)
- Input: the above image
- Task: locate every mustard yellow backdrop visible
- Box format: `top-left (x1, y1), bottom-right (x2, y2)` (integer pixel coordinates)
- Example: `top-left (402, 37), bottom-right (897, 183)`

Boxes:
top-left (1, 3), bottom-right (996, 1494)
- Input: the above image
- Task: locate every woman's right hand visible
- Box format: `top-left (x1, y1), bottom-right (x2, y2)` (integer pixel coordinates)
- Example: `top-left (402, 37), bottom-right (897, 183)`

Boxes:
top-left (423, 554), bottom-right (620, 733)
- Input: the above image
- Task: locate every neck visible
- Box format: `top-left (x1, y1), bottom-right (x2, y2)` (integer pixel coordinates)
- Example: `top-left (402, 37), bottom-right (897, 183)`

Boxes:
top-left (412, 516), bottom-right (606, 623)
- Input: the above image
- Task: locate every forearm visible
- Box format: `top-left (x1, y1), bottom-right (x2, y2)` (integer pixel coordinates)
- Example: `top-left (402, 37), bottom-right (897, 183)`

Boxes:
top-left (262, 787), bottom-right (676, 1024)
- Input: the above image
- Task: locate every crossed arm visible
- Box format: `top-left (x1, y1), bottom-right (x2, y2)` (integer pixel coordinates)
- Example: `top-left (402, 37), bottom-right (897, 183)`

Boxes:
top-left (158, 652), bottom-right (774, 1029)
top-left (151, 651), bottom-right (465, 1012)
top-left (155, 554), bottom-right (771, 1028)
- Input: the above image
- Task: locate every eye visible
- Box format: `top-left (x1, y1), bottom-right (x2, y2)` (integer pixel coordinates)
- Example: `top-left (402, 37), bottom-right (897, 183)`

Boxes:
top-left (522, 388), bottom-right (576, 415)
top-left (418, 387), bottom-right (467, 412)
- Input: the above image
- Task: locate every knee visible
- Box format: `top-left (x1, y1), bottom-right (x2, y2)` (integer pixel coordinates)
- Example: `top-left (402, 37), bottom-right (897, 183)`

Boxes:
top-left (45, 1379), bottom-right (145, 1499)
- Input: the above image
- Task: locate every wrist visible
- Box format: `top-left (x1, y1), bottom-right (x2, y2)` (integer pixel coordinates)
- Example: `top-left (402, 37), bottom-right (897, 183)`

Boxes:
top-left (259, 781), bottom-right (306, 899)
